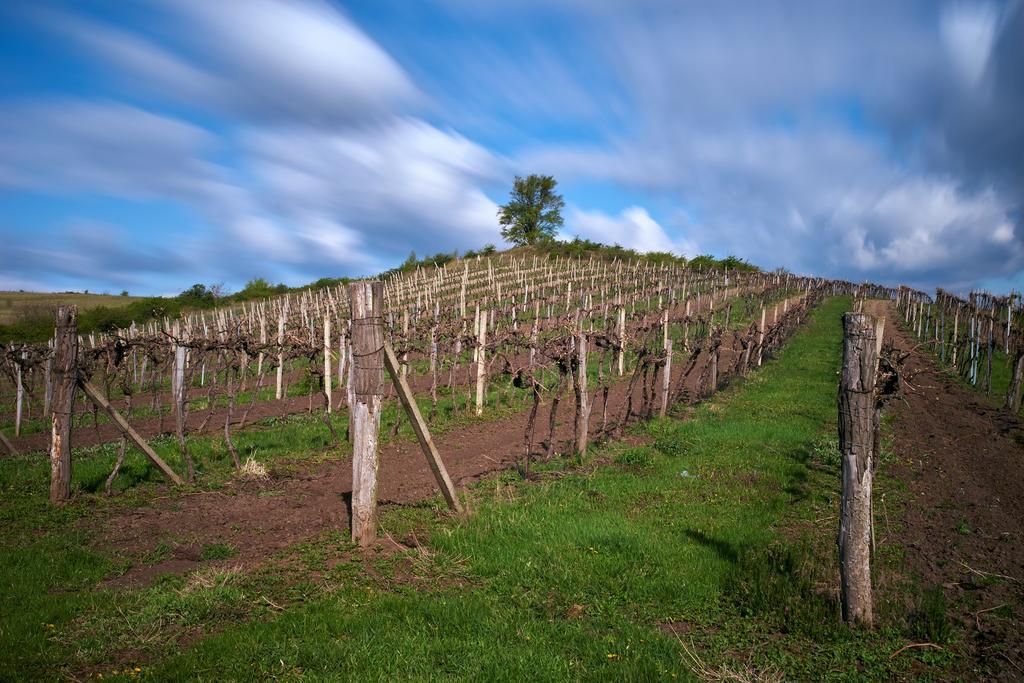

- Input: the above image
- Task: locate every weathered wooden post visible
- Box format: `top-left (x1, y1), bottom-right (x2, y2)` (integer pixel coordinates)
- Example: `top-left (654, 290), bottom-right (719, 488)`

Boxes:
top-left (50, 306), bottom-right (78, 506)
top-left (349, 281), bottom-right (385, 547)
top-left (838, 312), bottom-right (877, 626)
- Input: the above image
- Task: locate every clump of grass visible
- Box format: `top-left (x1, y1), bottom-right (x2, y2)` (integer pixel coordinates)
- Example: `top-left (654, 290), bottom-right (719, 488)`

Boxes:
top-left (653, 433), bottom-right (688, 458)
top-left (679, 637), bottom-right (783, 683)
top-left (238, 457), bottom-right (269, 481)
top-left (183, 565), bottom-right (242, 593)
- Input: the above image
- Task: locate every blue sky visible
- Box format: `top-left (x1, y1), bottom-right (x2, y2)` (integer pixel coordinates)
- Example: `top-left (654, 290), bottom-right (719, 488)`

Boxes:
top-left (1, 0), bottom-right (1022, 296)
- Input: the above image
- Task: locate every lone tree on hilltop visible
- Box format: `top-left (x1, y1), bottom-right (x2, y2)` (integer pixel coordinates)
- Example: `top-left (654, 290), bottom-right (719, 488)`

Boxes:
top-left (498, 174), bottom-right (565, 246)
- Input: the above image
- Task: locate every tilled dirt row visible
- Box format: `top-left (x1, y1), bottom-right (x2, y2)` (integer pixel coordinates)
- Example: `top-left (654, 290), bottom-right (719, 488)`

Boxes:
top-left (869, 300), bottom-right (1024, 680)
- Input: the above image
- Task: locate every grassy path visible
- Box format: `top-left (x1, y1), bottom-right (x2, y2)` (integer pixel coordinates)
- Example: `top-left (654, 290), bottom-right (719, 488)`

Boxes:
top-left (2, 297), bottom-right (951, 680)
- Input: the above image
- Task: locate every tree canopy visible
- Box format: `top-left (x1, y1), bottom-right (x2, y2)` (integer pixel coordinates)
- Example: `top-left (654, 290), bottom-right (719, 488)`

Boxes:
top-left (497, 174), bottom-right (565, 246)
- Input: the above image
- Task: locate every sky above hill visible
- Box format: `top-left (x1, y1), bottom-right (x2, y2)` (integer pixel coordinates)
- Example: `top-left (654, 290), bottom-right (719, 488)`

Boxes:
top-left (1, 0), bottom-right (1022, 296)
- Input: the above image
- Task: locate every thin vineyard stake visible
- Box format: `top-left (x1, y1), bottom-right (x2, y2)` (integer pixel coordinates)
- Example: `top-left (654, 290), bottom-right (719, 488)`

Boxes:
top-left (660, 339), bottom-right (673, 418)
top-left (349, 281), bottom-right (385, 547)
top-left (324, 316), bottom-right (332, 414)
top-left (173, 329), bottom-right (193, 482)
top-left (617, 306), bottom-right (626, 375)
top-left (44, 339), bottom-right (53, 418)
top-left (79, 380), bottom-right (183, 485)
top-left (276, 307), bottom-right (285, 400)
top-left (574, 326), bottom-right (590, 456)
top-left (475, 309), bottom-right (487, 416)
top-left (382, 341), bottom-right (462, 513)
top-left (757, 306), bottom-right (766, 366)
top-left (15, 353), bottom-right (23, 437)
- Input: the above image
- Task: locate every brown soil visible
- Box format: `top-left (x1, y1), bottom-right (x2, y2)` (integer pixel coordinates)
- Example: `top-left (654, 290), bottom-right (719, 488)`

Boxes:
top-left (867, 300), bottom-right (1024, 680)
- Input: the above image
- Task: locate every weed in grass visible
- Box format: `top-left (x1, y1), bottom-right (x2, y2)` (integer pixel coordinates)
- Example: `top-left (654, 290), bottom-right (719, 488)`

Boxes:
top-left (199, 543), bottom-right (238, 561)
top-left (614, 446), bottom-right (656, 468)
top-left (809, 432), bottom-right (841, 468)
top-left (141, 541), bottom-right (174, 565)
top-left (723, 540), bottom-right (840, 639)
top-left (910, 587), bottom-right (954, 645)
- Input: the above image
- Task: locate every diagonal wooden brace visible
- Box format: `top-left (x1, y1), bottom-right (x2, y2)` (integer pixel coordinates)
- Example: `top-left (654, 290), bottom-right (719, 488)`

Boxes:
top-left (382, 340), bottom-right (462, 513)
top-left (77, 379), bottom-right (184, 486)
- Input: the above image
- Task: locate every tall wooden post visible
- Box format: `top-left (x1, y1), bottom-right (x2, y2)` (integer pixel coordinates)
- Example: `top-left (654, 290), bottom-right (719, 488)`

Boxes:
top-left (49, 306), bottom-right (78, 506)
top-left (838, 312), bottom-right (877, 626)
top-left (349, 281), bottom-right (385, 547)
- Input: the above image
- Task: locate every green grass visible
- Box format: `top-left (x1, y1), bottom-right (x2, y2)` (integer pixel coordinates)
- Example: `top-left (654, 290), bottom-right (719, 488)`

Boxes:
top-left (0, 296), bottom-right (956, 680)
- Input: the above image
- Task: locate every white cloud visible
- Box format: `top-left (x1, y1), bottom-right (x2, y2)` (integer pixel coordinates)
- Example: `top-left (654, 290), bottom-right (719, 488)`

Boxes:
top-left (565, 206), bottom-right (692, 254)
top-left (245, 118), bottom-right (506, 260)
top-left (53, 0), bottom-right (419, 124)
top-left (940, 2), bottom-right (1001, 87)
top-left (0, 99), bottom-right (214, 200)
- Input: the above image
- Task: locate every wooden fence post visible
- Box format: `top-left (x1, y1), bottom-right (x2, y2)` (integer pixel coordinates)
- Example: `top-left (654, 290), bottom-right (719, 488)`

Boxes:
top-left (50, 306), bottom-right (78, 506)
top-left (838, 312), bottom-right (877, 626)
top-left (349, 281), bottom-right (385, 547)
